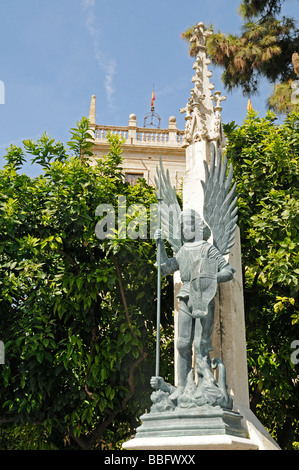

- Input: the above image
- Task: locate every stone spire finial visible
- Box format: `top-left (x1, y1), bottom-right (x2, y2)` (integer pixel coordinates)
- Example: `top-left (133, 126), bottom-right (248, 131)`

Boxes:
top-left (180, 23), bottom-right (226, 148)
top-left (88, 94), bottom-right (96, 125)
top-left (212, 90), bottom-right (226, 112)
top-left (190, 21), bottom-right (212, 51)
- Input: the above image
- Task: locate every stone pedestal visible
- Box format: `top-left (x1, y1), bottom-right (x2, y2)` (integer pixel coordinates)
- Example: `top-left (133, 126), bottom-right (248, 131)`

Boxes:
top-left (123, 405), bottom-right (262, 451)
top-left (122, 405), bottom-right (260, 450)
top-left (122, 434), bottom-right (258, 451)
top-left (132, 406), bottom-right (247, 439)
top-left (122, 401), bottom-right (280, 451)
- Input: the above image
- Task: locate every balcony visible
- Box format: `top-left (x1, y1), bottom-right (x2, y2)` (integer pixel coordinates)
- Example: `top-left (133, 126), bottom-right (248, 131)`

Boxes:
top-left (92, 114), bottom-right (184, 148)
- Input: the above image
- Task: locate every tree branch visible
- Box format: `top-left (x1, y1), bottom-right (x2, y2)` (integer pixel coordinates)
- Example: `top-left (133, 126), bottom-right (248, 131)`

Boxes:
top-left (82, 255), bottom-right (147, 449)
top-left (68, 431), bottom-right (90, 450)
top-left (69, 255), bottom-right (148, 449)
top-left (56, 248), bottom-right (80, 272)
top-left (111, 254), bottom-right (147, 388)
top-left (112, 255), bottom-right (134, 330)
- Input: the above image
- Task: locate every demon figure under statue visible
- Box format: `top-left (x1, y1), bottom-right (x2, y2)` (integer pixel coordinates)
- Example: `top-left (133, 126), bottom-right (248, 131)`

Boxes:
top-left (151, 144), bottom-right (238, 412)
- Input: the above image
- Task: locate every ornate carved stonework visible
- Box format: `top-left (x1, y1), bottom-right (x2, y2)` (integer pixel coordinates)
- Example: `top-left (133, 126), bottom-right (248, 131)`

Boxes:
top-left (180, 22), bottom-right (226, 148)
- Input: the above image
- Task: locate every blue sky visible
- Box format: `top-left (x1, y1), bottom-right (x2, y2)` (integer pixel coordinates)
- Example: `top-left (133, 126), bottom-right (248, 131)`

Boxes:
top-left (0, 0), bottom-right (298, 175)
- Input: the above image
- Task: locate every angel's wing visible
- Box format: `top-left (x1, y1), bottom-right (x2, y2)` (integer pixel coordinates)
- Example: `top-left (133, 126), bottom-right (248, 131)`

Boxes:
top-left (201, 145), bottom-right (238, 255)
top-left (154, 158), bottom-right (182, 254)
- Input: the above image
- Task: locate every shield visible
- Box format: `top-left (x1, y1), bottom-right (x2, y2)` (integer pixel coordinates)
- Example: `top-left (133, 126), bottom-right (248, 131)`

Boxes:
top-left (189, 257), bottom-right (218, 318)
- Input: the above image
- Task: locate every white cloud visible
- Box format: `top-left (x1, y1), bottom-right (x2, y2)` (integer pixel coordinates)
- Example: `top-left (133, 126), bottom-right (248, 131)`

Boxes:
top-left (81, 0), bottom-right (117, 112)
top-left (81, 0), bottom-right (96, 11)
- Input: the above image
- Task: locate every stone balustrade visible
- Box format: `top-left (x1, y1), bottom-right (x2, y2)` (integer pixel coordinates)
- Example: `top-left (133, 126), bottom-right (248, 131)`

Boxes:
top-left (93, 114), bottom-right (184, 147)
top-left (94, 125), bottom-right (129, 141)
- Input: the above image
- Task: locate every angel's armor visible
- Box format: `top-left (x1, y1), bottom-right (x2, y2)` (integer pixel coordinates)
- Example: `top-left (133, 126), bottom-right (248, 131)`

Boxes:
top-left (159, 212), bottom-right (234, 392)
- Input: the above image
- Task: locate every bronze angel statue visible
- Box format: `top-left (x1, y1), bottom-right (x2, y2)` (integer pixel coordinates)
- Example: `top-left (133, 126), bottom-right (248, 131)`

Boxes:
top-left (151, 144), bottom-right (238, 411)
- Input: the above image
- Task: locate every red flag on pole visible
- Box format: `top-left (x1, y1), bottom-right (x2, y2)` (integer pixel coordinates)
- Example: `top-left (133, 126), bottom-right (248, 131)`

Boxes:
top-left (151, 89), bottom-right (155, 108)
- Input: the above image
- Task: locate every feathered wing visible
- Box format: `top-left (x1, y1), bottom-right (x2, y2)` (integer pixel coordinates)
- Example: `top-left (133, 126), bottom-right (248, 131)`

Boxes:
top-left (201, 145), bottom-right (238, 256)
top-left (154, 158), bottom-right (182, 254)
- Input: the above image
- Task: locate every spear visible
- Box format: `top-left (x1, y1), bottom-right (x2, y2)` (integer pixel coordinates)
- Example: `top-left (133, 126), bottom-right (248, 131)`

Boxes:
top-left (155, 155), bottom-right (163, 379)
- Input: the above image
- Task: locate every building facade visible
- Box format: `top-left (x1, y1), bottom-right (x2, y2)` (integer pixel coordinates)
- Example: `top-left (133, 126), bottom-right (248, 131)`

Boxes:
top-left (88, 95), bottom-right (186, 190)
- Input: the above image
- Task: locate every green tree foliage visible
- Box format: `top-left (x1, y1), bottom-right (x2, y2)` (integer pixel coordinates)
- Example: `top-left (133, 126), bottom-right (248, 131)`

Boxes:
top-left (0, 119), bottom-right (173, 449)
top-left (239, 0), bottom-right (287, 18)
top-left (224, 111), bottom-right (299, 449)
top-left (0, 423), bottom-right (57, 450)
top-left (182, 0), bottom-right (299, 113)
top-left (267, 80), bottom-right (299, 115)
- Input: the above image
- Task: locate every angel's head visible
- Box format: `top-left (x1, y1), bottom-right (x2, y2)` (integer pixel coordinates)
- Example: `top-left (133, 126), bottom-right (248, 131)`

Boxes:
top-left (179, 209), bottom-right (211, 243)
